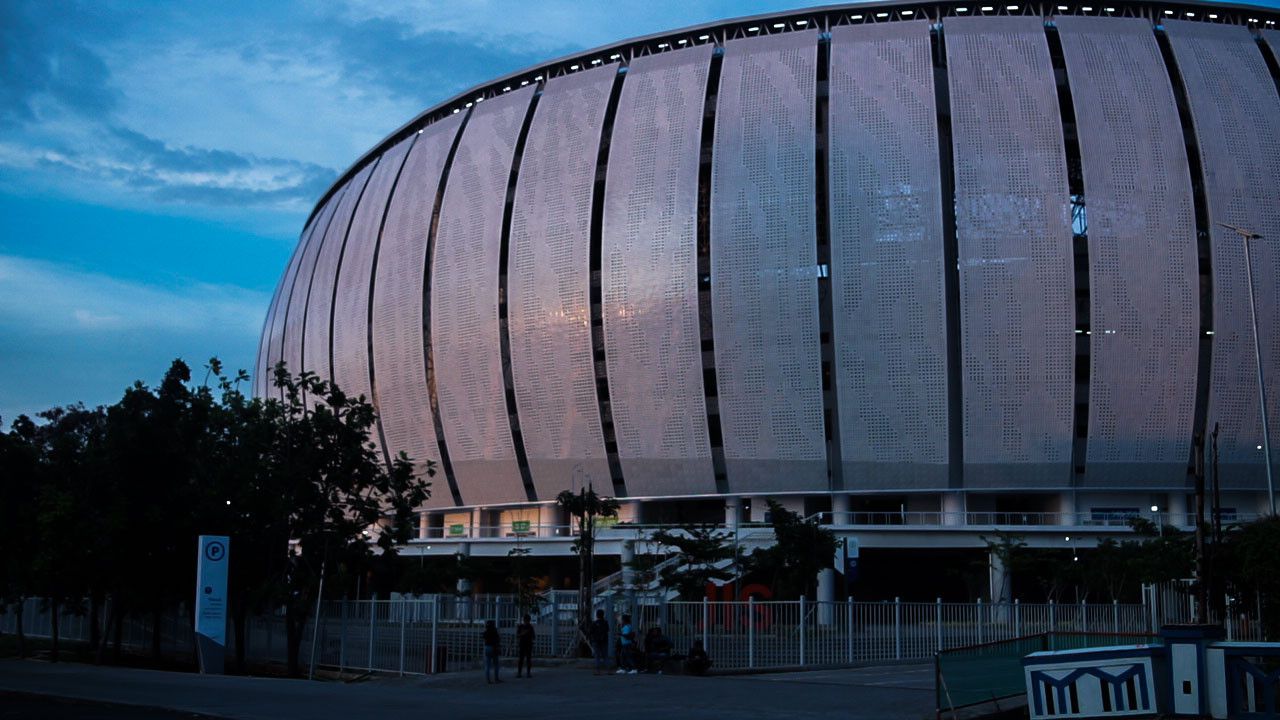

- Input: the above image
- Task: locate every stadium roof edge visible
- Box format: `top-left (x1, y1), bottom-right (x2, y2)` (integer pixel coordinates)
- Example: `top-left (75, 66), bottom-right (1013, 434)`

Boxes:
top-left (302, 0), bottom-right (1280, 229)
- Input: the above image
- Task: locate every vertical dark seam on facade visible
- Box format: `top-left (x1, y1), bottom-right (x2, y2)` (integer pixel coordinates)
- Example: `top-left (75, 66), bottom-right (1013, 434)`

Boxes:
top-left (279, 204), bottom-right (337, 399)
top-left (1258, 33), bottom-right (1280, 99)
top-left (327, 157), bottom-right (382, 386)
top-left (1155, 25), bottom-right (1214, 481)
top-left (589, 67), bottom-right (631, 498)
top-left (366, 133), bottom-right (421, 468)
top-left (932, 22), bottom-right (965, 491)
top-left (1045, 23), bottom-right (1090, 483)
top-left (292, 184), bottom-right (350, 405)
top-left (423, 110), bottom-right (473, 507)
top-left (697, 48), bottom-right (730, 496)
top-left (499, 89), bottom-right (545, 503)
top-left (815, 33), bottom-right (843, 493)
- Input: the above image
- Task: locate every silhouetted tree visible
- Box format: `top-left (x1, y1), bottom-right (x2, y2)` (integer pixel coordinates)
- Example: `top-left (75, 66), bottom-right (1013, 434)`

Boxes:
top-left (746, 500), bottom-right (837, 600)
top-left (650, 525), bottom-right (735, 600)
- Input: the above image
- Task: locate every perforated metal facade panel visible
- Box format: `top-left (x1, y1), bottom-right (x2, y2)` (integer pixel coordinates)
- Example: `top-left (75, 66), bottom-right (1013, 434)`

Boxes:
top-left (275, 191), bottom-right (345, 400)
top-left (301, 162), bottom-right (377, 395)
top-left (1057, 16), bottom-right (1198, 488)
top-left (828, 21), bottom-right (949, 490)
top-left (371, 115), bottom-right (463, 506)
top-left (256, 257), bottom-right (291, 399)
top-left (1166, 20), bottom-right (1280, 488)
top-left (261, 217), bottom-right (313, 398)
top-left (945, 16), bottom-right (1074, 488)
top-left (330, 137), bottom-right (415, 454)
top-left (432, 86), bottom-right (536, 507)
top-left (712, 31), bottom-right (826, 494)
top-left (601, 46), bottom-right (716, 498)
top-left (509, 66), bottom-right (616, 501)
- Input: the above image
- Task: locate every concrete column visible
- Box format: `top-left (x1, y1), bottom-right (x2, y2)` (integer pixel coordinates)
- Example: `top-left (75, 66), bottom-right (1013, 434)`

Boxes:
top-left (831, 493), bottom-right (850, 525)
top-left (942, 492), bottom-right (965, 527)
top-left (418, 511), bottom-right (428, 540)
top-left (538, 503), bottom-right (561, 537)
top-left (616, 500), bottom-right (643, 525)
top-left (1168, 492), bottom-right (1188, 527)
top-left (725, 497), bottom-right (741, 530)
top-left (455, 543), bottom-right (472, 596)
top-left (470, 507), bottom-right (483, 538)
top-left (621, 539), bottom-right (636, 589)
top-left (817, 568), bottom-right (837, 625)
top-left (989, 548), bottom-right (1011, 603)
top-left (1057, 492), bottom-right (1076, 527)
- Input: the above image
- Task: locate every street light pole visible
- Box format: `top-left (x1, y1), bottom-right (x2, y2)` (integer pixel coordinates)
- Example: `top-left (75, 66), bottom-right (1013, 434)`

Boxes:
top-left (1218, 223), bottom-right (1274, 516)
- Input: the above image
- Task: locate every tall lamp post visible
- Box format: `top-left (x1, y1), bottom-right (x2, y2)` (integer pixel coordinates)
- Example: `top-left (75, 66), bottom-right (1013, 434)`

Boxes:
top-left (1217, 223), bottom-right (1274, 516)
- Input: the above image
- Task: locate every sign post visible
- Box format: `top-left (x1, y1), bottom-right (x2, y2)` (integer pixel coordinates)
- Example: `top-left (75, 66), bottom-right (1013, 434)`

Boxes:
top-left (195, 535), bottom-right (230, 674)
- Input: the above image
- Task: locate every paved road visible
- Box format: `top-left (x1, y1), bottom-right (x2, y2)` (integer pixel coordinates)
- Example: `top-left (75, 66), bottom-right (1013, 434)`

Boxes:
top-left (0, 659), bottom-right (937, 720)
top-left (0, 693), bottom-right (212, 719)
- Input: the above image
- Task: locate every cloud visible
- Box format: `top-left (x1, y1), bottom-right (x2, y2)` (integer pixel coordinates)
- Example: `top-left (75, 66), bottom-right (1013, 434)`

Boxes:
top-left (0, 121), bottom-right (336, 214)
top-left (0, 1), bottom-right (121, 126)
top-left (0, 254), bottom-right (268, 423)
top-left (0, 254), bottom-right (266, 337)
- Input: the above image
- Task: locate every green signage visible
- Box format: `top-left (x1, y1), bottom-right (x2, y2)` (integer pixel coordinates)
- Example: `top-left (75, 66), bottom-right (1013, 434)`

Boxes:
top-left (512, 520), bottom-right (531, 534)
top-left (448, 523), bottom-right (466, 536)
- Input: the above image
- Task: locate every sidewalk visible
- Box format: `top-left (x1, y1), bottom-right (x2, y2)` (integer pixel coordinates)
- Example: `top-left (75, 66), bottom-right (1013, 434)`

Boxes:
top-left (0, 658), bottom-right (937, 720)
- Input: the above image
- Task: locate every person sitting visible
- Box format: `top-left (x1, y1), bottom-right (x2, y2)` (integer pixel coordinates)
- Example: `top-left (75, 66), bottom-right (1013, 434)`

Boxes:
top-left (644, 627), bottom-right (673, 674)
top-left (684, 639), bottom-right (711, 676)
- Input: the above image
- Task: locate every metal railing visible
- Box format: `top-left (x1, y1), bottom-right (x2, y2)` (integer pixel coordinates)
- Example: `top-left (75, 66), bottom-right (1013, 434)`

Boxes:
top-left (3, 592), bottom-right (1264, 676)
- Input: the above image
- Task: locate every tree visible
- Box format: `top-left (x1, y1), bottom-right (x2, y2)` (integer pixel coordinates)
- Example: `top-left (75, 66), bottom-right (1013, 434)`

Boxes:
top-left (980, 531), bottom-right (1029, 602)
top-left (1126, 518), bottom-right (1193, 586)
top-left (29, 404), bottom-right (108, 662)
top-left (1086, 538), bottom-right (1137, 602)
top-left (746, 499), bottom-right (838, 600)
top-left (555, 485), bottom-right (619, 648)
top-left (264, 364), bottom-right (429, 675)
top-left (0, 415), bottom-right (41, 657)
top-left (506, 547), bottom-right (543, 614)
top-left (1223, 516), bottom-right (1280, 636)
top-left (650, 525), bottom-right (735, 600)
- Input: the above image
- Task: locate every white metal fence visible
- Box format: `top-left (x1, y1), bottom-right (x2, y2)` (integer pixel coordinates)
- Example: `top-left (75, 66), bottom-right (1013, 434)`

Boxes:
top-left (2, 591), bottom-right (1264, 675)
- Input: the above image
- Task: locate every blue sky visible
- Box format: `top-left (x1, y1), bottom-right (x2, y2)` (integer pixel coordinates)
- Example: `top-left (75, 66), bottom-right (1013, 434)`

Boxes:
top-left (2, 1), bottom-right (1278, 424)
top-left (1, 0), bottom-right (828, 423)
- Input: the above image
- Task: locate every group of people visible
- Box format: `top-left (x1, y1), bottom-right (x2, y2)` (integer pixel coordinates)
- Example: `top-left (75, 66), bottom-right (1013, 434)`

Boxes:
top-left (588, 610), bottom-right (712, 677)
top-left (481, 611), bottom-right (713, 684)
top-left (481, 615), bottom-right (536, 684)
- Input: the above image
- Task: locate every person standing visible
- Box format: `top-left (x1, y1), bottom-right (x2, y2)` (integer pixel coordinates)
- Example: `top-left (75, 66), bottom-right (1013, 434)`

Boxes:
top-left (616, 613), bottom-right (637, 674)
top-left (589, 609), bottom-right (609, 675)
top-left (483, 619), bottom-right (502, 684)
top-left (515, 614), bottom-right (535, 678)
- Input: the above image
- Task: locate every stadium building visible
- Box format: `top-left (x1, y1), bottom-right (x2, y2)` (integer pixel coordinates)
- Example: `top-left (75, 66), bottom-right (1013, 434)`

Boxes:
top-left (255, 1), bottom-right (1280, 599)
